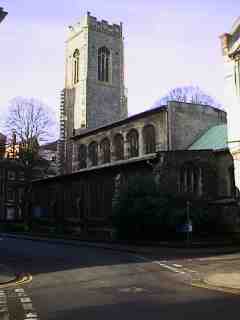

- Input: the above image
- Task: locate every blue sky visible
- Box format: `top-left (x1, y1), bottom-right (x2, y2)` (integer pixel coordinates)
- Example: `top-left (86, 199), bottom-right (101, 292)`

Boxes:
top-left (0, 0), bottom-right (240, 134)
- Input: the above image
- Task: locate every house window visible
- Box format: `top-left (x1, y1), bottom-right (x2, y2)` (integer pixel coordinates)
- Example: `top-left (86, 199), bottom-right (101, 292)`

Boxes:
top-left (7, 188), bottom-right (14, 202)
top-left (114, 134), bottom-right (124, 161)
top-left (18, 188), bottom-right (24, 202)
top-left (98, 47), bottom-right (110, 82)
top-left (73, 49), bottom-right (80, 84)
top-left (78, 144), bottom-right (87, 169)
top-left (143, 124), bottom-right (156, 154)
top-left (8, 170), bottom-right (16, 180)
top-left (6, 207), bottom-right (15, 221)
top-left (179, 165), bottom-right (202, 196)
top-left (100, 138), bottom-right (111, 164)
top-left (88, 141), bottom-right (98, 166)
top-left (18, 171), bottom-right (25, 180)
top-left (127, 129), bottom-right (139, 158)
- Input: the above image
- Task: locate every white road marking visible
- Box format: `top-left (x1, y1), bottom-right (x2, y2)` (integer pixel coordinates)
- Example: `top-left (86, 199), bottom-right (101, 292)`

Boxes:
top-left (172, 264), bottom-right (183, 268)
top-left (22, 303), bottom-right (33, 311)
top-left (153, 261), bottom-right (186, 274)
top-left (0, 291), bottom-right (9, 320)
top-left (20, 297), bottom-right (32, 303)
top-left (134, 255), bottom-right (199, 276)
top-left (25, 311), bottom-right (38, 318)
top-left (15, 288), bottom-right (25, 293)
top-left (15, 288), bottom-right (39, 319)
top-left (185, 269), bottom-right (198, 273)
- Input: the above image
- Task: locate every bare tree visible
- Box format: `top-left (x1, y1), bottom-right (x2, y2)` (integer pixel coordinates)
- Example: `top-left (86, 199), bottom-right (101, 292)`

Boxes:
top-left (5, 97), bottom-right (57, 175)
top-left (153, 86), bottom-right (223, 109)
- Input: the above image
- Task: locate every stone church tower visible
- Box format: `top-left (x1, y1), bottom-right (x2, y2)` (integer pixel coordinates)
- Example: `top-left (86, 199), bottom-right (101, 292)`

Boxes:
top-left (58, 12), bottom-right (128, 173)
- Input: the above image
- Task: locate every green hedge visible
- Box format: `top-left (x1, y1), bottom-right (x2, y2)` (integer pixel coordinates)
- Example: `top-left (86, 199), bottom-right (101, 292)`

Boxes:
top-left (112, 174), bottom-right (238, 241)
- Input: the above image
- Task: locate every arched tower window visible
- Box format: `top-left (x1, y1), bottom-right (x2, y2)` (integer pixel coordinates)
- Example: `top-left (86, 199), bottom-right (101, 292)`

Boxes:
top-left (73, 49), bottom-right (80, 84)
top-left (98, 47), bottom-right (110, 82)
top-left (78, 144), bottom-right (87, 169)
top-left (143, 124), bottom-right (156, 154)
top-left (88, 141), bottom-right (98, 166)
top-left (114, 134), bottom-right (124, 161)
top-left (127, 129), bottom-right (139, 158)
top-left (100, 138), bottom-right (111, 164)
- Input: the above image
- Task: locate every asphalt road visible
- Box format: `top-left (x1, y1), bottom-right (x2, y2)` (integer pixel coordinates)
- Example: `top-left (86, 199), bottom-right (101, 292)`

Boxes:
top-left (0, 236), bottom-right (239, 320)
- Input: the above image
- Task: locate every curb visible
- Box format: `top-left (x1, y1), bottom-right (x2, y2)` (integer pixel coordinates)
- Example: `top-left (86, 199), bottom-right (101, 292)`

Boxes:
top-left (0, 273), bottom-right (32, 288)
top-left (3, 233), bottom-right (240, 258)
top-left (191, 278), bottom-right (240, 296)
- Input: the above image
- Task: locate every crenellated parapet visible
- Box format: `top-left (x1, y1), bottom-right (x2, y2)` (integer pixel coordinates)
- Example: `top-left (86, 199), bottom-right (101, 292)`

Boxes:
top-left (87, 12), bottom-right (122, 38)
top-left (67, 12), bottom-right (122, 39)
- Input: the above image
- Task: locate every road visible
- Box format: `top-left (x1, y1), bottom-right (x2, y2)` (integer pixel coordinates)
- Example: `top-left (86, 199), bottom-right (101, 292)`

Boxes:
top-left (0, 236), bottom-right (239, 320)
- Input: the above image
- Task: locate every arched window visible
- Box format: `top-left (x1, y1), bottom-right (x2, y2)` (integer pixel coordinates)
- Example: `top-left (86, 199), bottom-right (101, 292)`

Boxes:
top-left (73, 49), bottom-right (80, 84)
top-left (98, 47), bottom-right (110, 82)
top-left (143, 124), bottom-right (156, 154)
top-left (100, 138), bottom-right (111, 163)
top-left (114, 134), bottom-right (124, 161)
top-left (78, 144), bottom-right (87, 169)
top-left (127, 129), bottom-right (139, 158)
top-left (88, 141), bottom-right (98, 166)
top-left (179, 164), bottom-right (202, 196)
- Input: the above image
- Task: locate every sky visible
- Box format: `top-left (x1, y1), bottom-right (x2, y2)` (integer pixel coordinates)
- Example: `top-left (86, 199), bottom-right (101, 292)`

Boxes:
top-left (0, 0), bottom-right (240, 137)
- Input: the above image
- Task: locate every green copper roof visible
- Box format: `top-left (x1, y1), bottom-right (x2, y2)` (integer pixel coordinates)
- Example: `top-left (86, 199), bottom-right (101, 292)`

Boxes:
top-left (188, 124), bottom-right (228, 150)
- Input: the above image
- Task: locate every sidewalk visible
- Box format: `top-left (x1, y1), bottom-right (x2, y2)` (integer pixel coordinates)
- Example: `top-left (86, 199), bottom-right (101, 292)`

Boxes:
top-left (0, 264), bottom-right (16, 285)
top-left (206, 273), bottom-right (240, 290)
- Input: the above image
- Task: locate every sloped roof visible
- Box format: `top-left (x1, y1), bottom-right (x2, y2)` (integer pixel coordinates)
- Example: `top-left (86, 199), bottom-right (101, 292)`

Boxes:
top-left (188, 124), bottom-right (228, 151)
top-left (0, 132), bottom-right (6, 140)
top-left (39, 140), bottom-right (58, 151)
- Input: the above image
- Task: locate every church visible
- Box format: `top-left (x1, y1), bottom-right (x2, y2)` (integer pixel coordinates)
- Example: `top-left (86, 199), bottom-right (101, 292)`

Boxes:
top-left (29, 13), bottom-right (236, 237)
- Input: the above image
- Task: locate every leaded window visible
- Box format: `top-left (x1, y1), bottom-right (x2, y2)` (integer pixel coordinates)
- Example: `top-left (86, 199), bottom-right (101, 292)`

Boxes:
top-left (143, 124), bottom-right (156, 154)
top-left (179, 164), bottom-right (202, 196)
top-left (98, 47), bottom-right (110, 82)
top-left (127, 129), bottom-right (139, 158)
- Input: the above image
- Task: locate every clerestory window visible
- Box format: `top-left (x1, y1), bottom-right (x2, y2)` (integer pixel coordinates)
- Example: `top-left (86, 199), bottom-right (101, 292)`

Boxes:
top-left (114, 134), bottom-right (124, 161)
top-left (143, 124), bottom-right (156, 154)
top-left (127, 129), bottom-right (139, 158)
top-left (88, 141), bottom-right (98, 166)
top-left (78, 144), bottom-right (87, 169)
top-left (100, 138), bottom-right (111, 164)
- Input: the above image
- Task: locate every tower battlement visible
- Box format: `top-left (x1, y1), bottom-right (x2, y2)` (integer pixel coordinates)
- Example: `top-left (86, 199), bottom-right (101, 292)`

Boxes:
top-left (68, 12), bottom-right (122, 39)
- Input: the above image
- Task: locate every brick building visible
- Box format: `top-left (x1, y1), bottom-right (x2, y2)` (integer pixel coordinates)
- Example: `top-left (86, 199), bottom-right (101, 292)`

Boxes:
top-left (0, 159), bottom-right (26, 221)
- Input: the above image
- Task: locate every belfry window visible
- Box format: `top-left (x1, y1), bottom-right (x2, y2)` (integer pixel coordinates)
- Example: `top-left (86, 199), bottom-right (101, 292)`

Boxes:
top-left (73, 49), bottom-right (80, 84)
top-left (127, 129), bottom-right (139, 158)
top-left (143, 124), bottom-right (156, 154)
top-left (98, 47), bottom-right (110, 82)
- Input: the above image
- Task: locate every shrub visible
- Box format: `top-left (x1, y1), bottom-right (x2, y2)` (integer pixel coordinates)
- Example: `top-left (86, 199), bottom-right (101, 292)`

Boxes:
top-left (112, 174), bottom-right (237, 241)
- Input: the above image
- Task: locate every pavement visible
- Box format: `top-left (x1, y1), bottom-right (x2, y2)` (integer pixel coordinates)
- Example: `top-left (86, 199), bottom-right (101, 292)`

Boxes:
top-left (0, 263), bottom-right (16, 285)
top-left (2, 232), bottom-right (240, 294)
